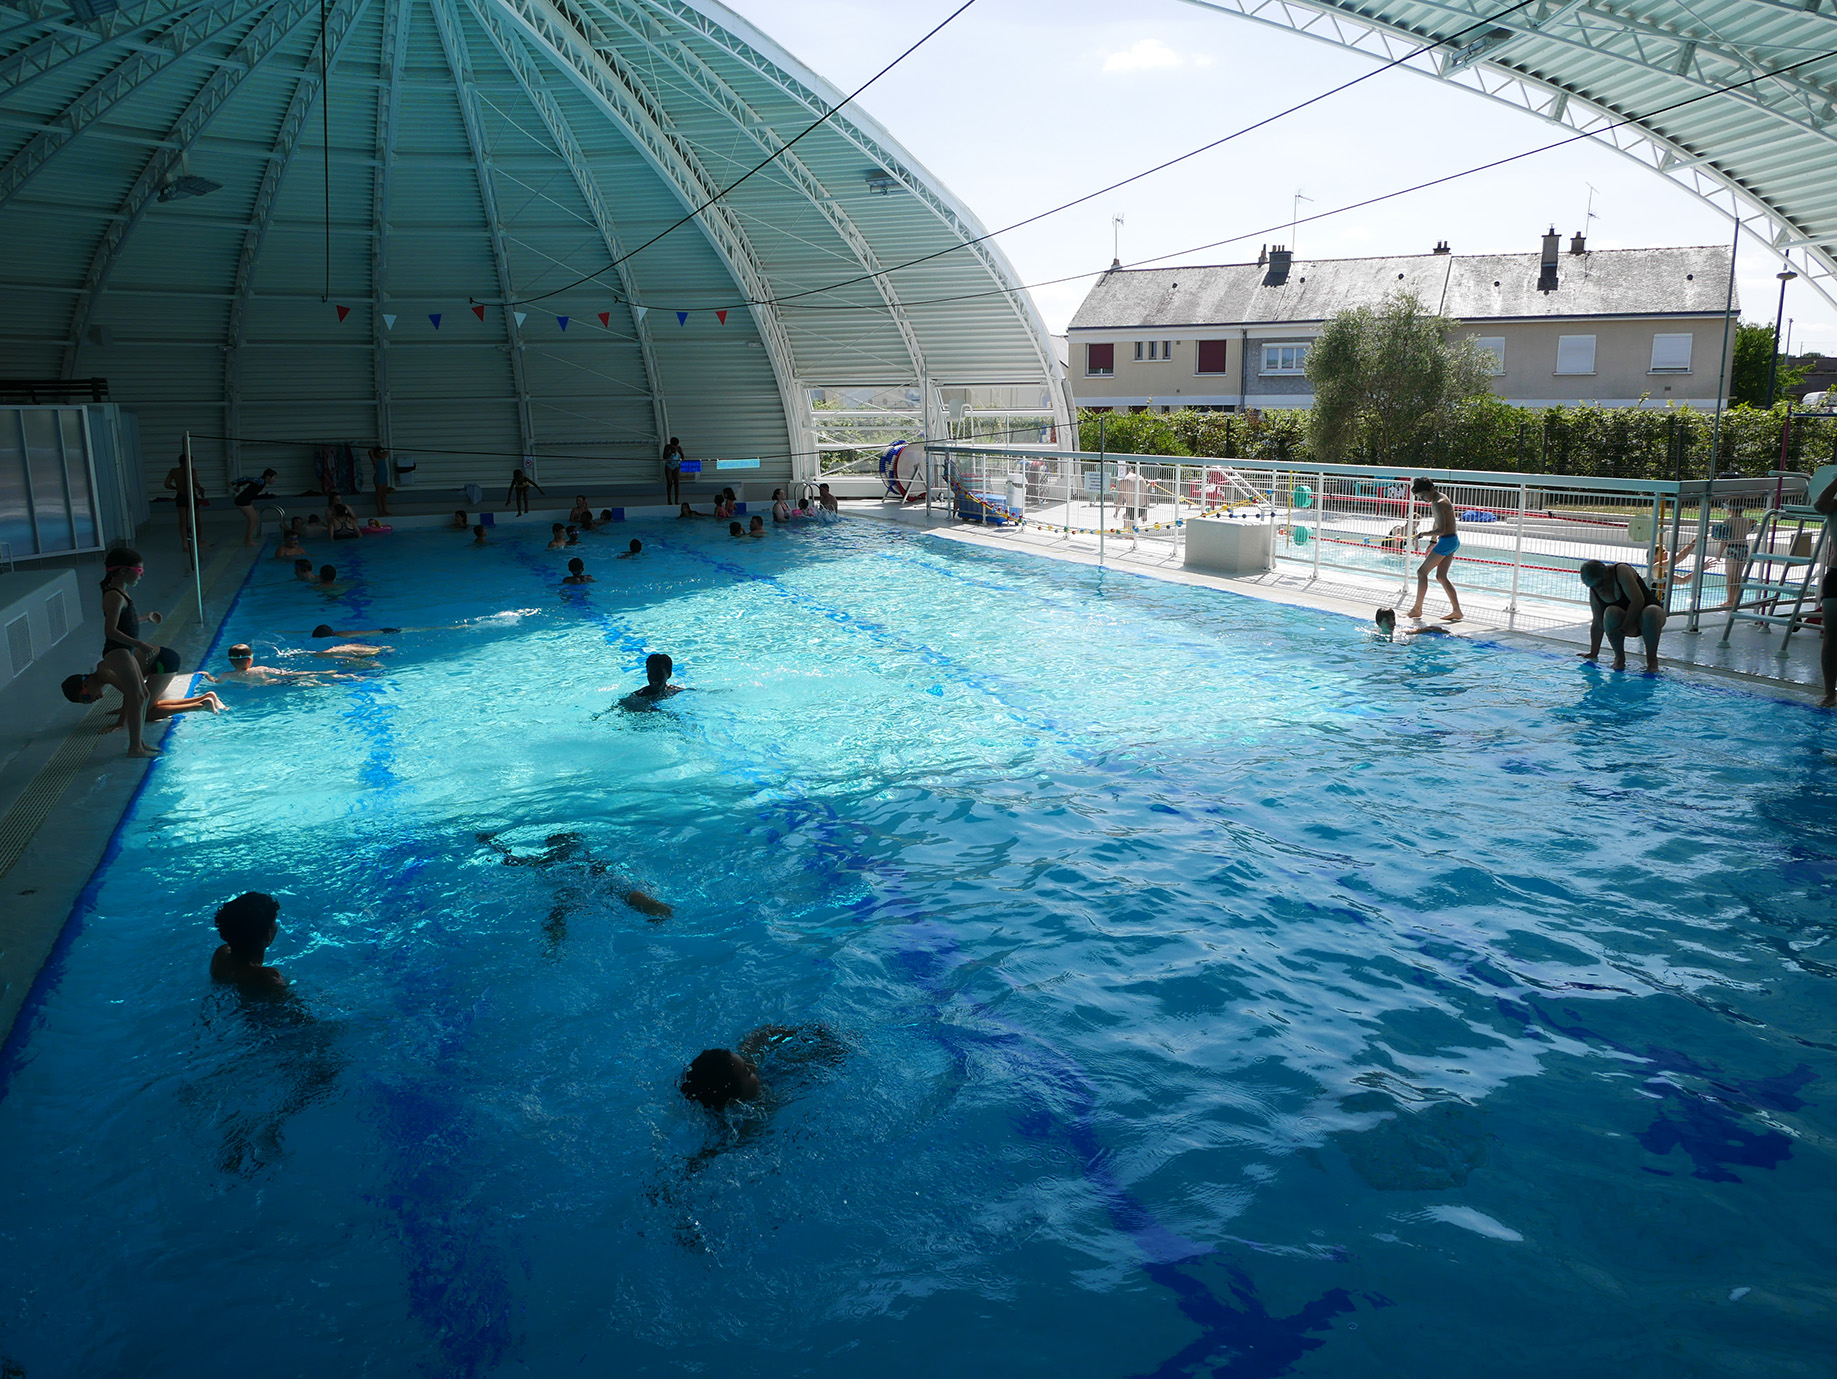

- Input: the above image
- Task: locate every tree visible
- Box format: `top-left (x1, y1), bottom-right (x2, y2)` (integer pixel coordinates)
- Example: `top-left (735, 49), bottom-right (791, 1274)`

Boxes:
top-left (1730, 320), bottom-right (1812, 408)
top-left (1305, 291), bottom-right (1496, 462)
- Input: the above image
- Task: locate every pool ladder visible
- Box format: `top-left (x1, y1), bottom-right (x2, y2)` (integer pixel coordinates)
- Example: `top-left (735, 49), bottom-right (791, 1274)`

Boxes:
top-left (1718, 505), bottom-right (1831, 651)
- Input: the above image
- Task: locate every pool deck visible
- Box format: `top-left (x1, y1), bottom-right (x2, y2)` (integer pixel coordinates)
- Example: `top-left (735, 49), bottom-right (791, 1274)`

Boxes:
top-left (858, 500), bottom-right (1832, 704)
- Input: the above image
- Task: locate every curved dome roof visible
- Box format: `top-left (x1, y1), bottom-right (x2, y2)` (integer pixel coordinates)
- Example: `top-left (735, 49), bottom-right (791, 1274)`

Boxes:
top-left (0, 0), bottom-right (1067, 488)
top-left (1182, 0), bottom-right (1837, 307)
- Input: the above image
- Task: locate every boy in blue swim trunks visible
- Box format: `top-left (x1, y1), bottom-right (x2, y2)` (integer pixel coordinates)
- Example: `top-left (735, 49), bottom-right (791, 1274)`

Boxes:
top-left (1404, 477), bottom-right (1464, 623)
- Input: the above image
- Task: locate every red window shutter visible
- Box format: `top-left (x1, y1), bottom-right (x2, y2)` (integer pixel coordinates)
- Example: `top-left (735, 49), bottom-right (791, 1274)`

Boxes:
top-left (1087, 342), bottom-right (1114, 374)
top-left (1196, 340), bottom-right (1227, 374)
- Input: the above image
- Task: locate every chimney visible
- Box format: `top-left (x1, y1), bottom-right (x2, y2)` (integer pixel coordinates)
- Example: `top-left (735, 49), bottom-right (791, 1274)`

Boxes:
top-left (1109, 257), bottom-right (1121, 271)
top-left (1256, 244), bottom-right (1268, 267)
top-left (1568, 230), bottom-right (1587, 254)
top-left (1538, 225), bottom-right (1561, 293)
top-left (1264, 245), bottom-right (1292, 286)
top-left (1433, 240), bottom-right (1451, 254)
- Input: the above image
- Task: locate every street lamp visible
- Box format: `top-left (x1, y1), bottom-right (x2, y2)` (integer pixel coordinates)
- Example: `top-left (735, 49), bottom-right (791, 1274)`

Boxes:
top-left (1767, 255), bottom-right (1799, 407)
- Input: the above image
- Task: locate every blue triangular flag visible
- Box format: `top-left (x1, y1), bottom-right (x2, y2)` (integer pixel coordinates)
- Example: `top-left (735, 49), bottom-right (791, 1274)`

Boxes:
top-left (676, 310), bottom-right (688, 326)
top-left (558, 316), bottom-right (569, 331)
top-left (429, 313), bottom-right (441, 329)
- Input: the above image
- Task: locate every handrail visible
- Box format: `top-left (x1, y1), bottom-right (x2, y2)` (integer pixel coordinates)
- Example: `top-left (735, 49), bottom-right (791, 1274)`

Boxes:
top-left (931, 441), bottom-right (1808, 500)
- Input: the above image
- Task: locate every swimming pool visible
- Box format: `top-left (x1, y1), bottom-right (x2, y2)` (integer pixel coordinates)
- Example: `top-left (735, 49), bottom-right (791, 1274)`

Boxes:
top-left (1, 518), bottom-right (1832, 1377)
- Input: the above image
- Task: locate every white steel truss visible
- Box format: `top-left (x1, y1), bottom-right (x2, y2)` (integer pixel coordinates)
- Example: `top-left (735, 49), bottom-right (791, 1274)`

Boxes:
top-left (1177, 0), bottom-right (1837, 309)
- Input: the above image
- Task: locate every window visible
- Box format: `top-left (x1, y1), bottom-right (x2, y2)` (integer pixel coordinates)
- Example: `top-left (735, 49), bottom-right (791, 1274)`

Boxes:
top-left (1134, 341), bottom-right (1145, 360)
top-left (1473, 337), bottom-right (1506, 375)
top-left (1161, 340), bottom-right (1172, 360)
top-left (1556, 335), bottom-right (1596, 374)
top-left (1262, 343), bottom-right (1308, 374)
top-left (1086, 342), bottom-right (1114, 376)
top-left (1650, 333), bottom-right (1693, 372)
top-left (1196, 340), bottom-right (1228, 374)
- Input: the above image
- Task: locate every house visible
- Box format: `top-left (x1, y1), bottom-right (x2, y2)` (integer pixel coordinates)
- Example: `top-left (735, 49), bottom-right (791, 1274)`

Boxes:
top-left (1066, 231), bottom-right (1736, 413)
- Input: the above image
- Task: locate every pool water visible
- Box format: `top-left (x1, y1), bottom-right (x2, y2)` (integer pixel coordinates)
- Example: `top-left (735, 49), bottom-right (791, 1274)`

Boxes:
top-left (1, 519), bottom-right (1833, 1377)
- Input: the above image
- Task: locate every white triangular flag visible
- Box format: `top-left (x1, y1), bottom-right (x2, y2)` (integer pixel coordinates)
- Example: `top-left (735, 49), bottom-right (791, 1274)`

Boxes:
top-left (514, 311), bottom-right (527, 327)
top-left (382, 313), bottom-right (397, 330)
top-left (633, 305), bottom-right (647, 322)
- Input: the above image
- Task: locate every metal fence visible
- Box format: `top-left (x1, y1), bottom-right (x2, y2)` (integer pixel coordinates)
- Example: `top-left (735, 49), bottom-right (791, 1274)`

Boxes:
top-left (932, 443), bottom-right (1816, 633)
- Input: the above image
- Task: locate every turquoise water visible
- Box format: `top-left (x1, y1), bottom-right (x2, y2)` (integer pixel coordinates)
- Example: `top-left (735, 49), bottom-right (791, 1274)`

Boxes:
top-left (0, 518), bottom-right (1833, 1377)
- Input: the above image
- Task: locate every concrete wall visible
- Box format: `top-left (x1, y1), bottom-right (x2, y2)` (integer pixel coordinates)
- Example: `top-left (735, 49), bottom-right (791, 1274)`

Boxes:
top-left (1068, 314), bottom-right (1734, 412)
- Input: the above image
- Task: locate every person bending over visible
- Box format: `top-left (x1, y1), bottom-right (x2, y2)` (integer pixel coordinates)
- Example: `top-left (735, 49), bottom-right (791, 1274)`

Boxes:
top-left (506, 466), bottom-right (545, 516)
top-left (233, 468), bottom-right (277, 547)
top-left (1578, 558), bottom-right (1665, 673)
top-left (618, 539), bottom-right (642, 560)
top-left (1404, 477), bottom-right (1463, 623)
top-left (210, 891), bottom-right (286, 993)
top-left (563, 558), bottom-right (594, 585)
top-left (546, 523), bottom-right (567, 550)
top-left (62, 650), bottom-right (158, 757)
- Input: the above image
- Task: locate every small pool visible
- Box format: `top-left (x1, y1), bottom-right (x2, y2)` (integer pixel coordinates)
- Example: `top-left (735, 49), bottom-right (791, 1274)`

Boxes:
top-left (1, 518), bottom-right (1832, 1377)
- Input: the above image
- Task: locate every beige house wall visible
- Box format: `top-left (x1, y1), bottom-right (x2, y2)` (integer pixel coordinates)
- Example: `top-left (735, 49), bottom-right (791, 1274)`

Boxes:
top-left (1068, 315), bottom-right (1733, 411)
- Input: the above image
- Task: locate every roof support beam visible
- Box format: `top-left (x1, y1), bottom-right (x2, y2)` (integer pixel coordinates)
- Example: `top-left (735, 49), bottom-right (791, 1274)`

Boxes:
top-left (627, 0), bottom-right (1073, 438)
top-left (589, 0), bottom-right (930, 397)
top-left (61, 0), bottom-right (338, 376)
top-left (463, 0), bottom-right (667, 451)
top-left (486, 0), bottom-right (811, 470)
top-left (0, 0), bottom-right (277, 204)
top-left (372, 0), bottom-right (410, 458)
top-left (432, 0), bottom-right (537, 465)
top-left (224, 0), bottom-right (372, 479)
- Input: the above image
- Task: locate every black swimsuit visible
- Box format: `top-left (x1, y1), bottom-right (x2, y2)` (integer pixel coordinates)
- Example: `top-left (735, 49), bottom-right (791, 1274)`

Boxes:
top-left (1598, 564), bottom-right (1657, 610)
top-left (103, 588), bottom-right (137, 655)
top-left (233, 478), bottom-right (267, 508)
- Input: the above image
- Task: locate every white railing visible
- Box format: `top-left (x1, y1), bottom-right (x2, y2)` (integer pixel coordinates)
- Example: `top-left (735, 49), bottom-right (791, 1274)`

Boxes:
top-left (933, 442), bottom-right (1814, 633)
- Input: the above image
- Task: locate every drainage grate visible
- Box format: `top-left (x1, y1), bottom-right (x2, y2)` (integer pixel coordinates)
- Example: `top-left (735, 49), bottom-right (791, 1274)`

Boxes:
top-left (45, 589), bottom-right (67, 644)
top-left (5, 613), bottom-right (29, 677)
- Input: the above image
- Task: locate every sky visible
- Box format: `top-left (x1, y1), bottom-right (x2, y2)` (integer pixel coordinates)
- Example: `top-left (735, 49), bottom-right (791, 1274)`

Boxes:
top-left (737, 0), bottom-right (1837, 357)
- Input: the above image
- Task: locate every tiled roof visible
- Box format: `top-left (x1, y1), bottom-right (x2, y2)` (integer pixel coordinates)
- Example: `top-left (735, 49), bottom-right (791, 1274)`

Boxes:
top-left (1067, 246), bottom-right (1736, 330)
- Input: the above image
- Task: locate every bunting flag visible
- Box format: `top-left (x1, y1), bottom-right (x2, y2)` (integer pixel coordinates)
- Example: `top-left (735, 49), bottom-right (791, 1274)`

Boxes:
top-left (633, 305), bottom-right (647, 323)
top-left (429, 313), bottom-right (442, 329)
top-left (598, 311), bottom-right (610, 328)
top-left (383, 313), bottom-right (397, 330)
top-left (514, 311), bottom-right (527, 327)
top-left (716, 309), bottom-right (727, 325)
top-left (557, 316), bottom-right (569, 331)
top-left (335, 304), bottom-right (351, 322)
top-left (472, 304), bottom-right (486, 321)
top-left (676, 310), bottom-right (688, 326)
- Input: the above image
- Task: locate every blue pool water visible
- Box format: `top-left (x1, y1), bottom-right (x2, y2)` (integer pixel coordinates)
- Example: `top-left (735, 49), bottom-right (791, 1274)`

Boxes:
top-left (1, 519), bottom-right (1833, 1377)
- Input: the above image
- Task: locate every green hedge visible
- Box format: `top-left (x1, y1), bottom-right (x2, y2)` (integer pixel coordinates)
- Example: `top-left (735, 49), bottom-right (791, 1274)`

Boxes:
top-left (1072, 401), bottom-right (1837, 479)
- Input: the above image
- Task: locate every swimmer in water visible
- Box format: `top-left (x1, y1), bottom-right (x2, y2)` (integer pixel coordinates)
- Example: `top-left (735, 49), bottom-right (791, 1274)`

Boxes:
top-left (204, 645), bottom-right (341, 685)
top-left (748, 516), bottom-right (766, 538)
top-left (275, 528), bottom-right (306, 561)
top-left (317, 564), bottom-right (338, 587)
top-left (619, 652), bottom-right (683, 710)
top-left (309, 642), bottom-right (389, 662)
top-left (1372, 606), bottom-right (1451, 642)
top-left (452, 510), bottom-right (470, 530)
top-left (210, 891), bottom-right (286, 993)
top-left (680, 1025), bottom-right (844, 1111)
top-left (477, 831), bottom-right (672, 933)
top-left (618, 539), bottom-right (642, 559)
top-left (728, 521), bottom-right (745, 538)
top-left (292, 558), bottom-right (314, 581)
top-left (471, 524), bottom-right (490, 547)
top-left (546, 523), bottom-right (567, 551)
top-left (562, 557), bottom-right (594, 585)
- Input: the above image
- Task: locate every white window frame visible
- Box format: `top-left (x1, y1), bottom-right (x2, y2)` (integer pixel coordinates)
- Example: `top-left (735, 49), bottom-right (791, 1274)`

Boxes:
top-left (1085, 343), bottom-right (1114, 377)
top-left (1474, 336), bottom-right (1506, 376)
top-left (1555, 334), bottom-right (1597, 375)
top-left (1161, 340), bottom-right (1172, 361)
top-left (1134, 341), bottom-right (1144, 361)
top-left (1650, 333), bottom-right (1693, 373)
top-left (1261, 343), bottom-right (1309, 375)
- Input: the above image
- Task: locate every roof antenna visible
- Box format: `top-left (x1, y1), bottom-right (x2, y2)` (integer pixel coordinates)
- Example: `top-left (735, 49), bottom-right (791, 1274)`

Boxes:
top-left (1583, 183), bottom-right (1599, 235)
top-left (1291, 190), bottom-right (1313, 257)
top-left (1111, 213), bottom-right (1124, 269)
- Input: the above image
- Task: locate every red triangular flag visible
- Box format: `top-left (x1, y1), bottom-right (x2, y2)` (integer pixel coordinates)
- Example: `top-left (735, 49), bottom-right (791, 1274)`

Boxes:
top-left (598, 311), bottom-right (610, 328)
top-left (472, 304), bottom-right (486, 321)
top-left (335, 304), bottom-right (350, 322)
top-left (716, 309), bottom-right (727, 325)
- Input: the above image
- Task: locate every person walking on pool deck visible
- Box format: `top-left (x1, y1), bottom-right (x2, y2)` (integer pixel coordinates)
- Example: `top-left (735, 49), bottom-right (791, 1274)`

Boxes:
top-left (1404, 477), bottom-right (1463, 623)
top-left (662, 436), bottom-right (685, 505)
top-left (1578, 559), bottom-right (1666, 673)
top-left (210, 892), bottom-right (286, 993)
top-left (233, 468), bottom-right (277, 547)
top-left (506, 465), bottom-right (544, 516)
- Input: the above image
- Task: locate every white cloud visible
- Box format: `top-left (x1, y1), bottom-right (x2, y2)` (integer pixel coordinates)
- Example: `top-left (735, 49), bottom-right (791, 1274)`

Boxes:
top-left (1103, 38), bottom-right (1186, 73)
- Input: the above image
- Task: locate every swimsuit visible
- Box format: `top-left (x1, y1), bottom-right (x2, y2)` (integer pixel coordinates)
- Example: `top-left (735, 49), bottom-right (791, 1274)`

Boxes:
top-left (103, 589), bottom-right (138, 654)
top-left (232, 479), bottom-right (267, 508)
top-left (1430, 534), bottom-right (1460, 556)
